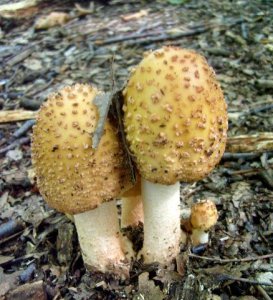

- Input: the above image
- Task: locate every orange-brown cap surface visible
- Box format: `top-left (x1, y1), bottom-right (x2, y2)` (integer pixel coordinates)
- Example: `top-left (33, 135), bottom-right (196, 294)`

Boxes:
top-left (123, 46), bottom-right (228, 184)
top-left (32, 84), bottom-right (132, 214)
top-left (190, 199), bottom-right (218, 231)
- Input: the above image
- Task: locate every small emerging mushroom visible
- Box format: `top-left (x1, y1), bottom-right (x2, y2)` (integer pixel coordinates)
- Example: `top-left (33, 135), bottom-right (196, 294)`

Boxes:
top-left (123, 46), bottom-right (228, 265)
top-left (32, 84), bottom-right (133, 276)
top-left (190, 199), bottom-right (218, 246)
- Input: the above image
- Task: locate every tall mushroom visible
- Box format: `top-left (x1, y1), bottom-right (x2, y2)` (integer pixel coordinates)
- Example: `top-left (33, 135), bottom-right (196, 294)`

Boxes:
top-left (123, 46), bottom-right (228, 264)
top-left (32, 84), bottom-right (133, 276)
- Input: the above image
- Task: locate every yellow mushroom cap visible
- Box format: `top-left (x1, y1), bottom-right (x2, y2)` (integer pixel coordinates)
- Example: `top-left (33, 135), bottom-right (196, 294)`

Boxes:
top-left (32, 84), bottom-right (132, 214)
top-left (123, 46), bottom-right (228, 184)
top-left (190, 199), bottom-right (218, 231)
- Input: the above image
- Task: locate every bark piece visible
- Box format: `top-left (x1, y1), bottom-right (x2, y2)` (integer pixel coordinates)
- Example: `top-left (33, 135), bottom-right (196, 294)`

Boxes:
top-left (6, 280), bottom-right (47, 300)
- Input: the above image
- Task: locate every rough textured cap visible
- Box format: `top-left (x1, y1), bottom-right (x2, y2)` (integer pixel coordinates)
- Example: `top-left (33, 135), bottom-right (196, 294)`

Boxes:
top-left (32, 84), bottom-right (132, 214)
top-left (190, 199), bottom-right (218, 231)
top-left (123, 46), bottom-right (228, 184)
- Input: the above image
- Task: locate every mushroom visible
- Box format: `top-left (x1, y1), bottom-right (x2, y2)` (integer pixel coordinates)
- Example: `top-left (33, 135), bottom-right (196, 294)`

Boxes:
top-left (31, 84), bottom-right (133, 276)
top-left (120, 175), bottom-right (143, 229)
top-left (190, 199), bottom-right (218, 246)
top-left (122, 46), bottom-right (228, 264)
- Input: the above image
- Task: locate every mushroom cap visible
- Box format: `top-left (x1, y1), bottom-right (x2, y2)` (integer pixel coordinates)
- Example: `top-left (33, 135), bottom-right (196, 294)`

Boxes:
top-left (32, 84), bottom-right (132, 214)
top-left (123, 46), bottom-right (228, 184)
top-left (190, 199), bottom-right (218, 231)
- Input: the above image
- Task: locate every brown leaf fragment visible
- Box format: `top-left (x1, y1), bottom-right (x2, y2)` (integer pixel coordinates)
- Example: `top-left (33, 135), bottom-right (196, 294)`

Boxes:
top-left (121, 9), bottom-right (148, 21)
top-left (0, 0), bottom-right (37, 14)
top-left (0, 269), bottom-right (22, 298)
top-left (6, 280), bottom-right (47, 300)
top-left (136, 272), bottom-right (165, 300)
top-left (34, 12), bottom-right (70, 30)
top-left (57, 223), bottom-right (75, 265)
top-left (74, 3), bottom-right (94, 16)
top-left (0, 256), bottom-right (14, 265)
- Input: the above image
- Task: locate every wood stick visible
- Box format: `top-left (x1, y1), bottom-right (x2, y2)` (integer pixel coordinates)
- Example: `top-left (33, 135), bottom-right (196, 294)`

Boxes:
top-left (95, 27), bottom-right (209, 46)
top-left (0, 110), bottom-right (38, 123)
top-left (0, 0), bottom-right (37, 13)
top-left (227, 132), bottom-right (273, 153)
top-left (0, 110), bottom-right (272, 155)
top-left (189, 252), bottom-right (273, 263)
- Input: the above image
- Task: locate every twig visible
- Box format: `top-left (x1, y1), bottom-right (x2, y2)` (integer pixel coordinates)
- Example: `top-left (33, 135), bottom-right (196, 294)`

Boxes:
top-left (257, 285), bottom-right (272, 300)
top-left (96, 27), bottom-right (209, 46)
top-left (0, 251), bottom-right (45, 267)
top-left (224, 168), bottom-right (261, 176)
top-left (213, 273), bottom-right (273, 287)
top-left (0, 0), bottom-right (38, 13)
top-left (11, 119), bottom-right (36, 140)
top-left (222, 152), bottom-right (261, 160)
top-left (95, 32), bottom-right (161, 45)
top-left (25, 78), bottom-right (54, 97)
top-left (226, 132), bottom-right (273, 153)
top-left (189, 253), bottom-right (273, 263)
top-left (0, 110), bottom-right (37, 123)
top-left (0, 219), bottom-right (25, 240)
top-left (247, 104), bottom-right (273, 115)
top-left (125, 27), bottom-right (209, 46)
top-left (0, 137), bottom-right (30, 155)
top-left (0, 229), bottom-right (26, 246)
top-left (6, 47), bottom-right (35, 67)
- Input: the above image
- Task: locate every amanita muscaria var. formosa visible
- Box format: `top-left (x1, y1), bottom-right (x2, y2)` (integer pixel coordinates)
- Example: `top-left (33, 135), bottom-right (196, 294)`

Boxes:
top-left (32, 83), bottom-right (135, 276)
top-left (122, 46), bottom-right (228, 264)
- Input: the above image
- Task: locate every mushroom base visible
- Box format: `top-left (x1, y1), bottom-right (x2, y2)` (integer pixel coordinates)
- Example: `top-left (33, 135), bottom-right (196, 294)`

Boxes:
top-left (74, 201), bottom-right (130, 277)
top-left (191, 229), bottom-right (209, 246)
top-left (139, 179), bottom-right (181, 265)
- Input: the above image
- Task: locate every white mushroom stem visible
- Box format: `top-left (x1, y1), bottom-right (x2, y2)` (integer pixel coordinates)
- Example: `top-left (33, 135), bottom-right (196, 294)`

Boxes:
top-left (121, 195), bottom-right (144, 228)
top-left (191, 229), bottom-right (209, 246)
top-left (140, 179), bottom-right (181, 264)
top-left (74, 201), bottom-right (130, 277)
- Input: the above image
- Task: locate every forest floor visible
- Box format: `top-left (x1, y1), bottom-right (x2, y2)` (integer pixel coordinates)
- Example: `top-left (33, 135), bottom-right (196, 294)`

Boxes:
top-left (0, 0), bottom-right (273, 299)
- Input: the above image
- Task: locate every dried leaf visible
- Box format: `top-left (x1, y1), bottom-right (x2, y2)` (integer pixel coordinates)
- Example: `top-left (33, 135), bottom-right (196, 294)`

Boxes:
top-left (121, 9), bottom-right (148, 22)
top-left (0, 0), bottom-right (37, 13)
top-left (136, 272), bottom-right (165, 300)
top-left (34, 12), bottom-right (70, 30)
top-left (92, 92), bottom-right (112, 149)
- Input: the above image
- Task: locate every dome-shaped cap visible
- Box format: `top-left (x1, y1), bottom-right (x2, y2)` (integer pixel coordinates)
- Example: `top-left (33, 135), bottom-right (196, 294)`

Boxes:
top-left (190, 199), bottom-right (218, 231)
top-left (32, 84), bottom-right (132, 214)
top-left (123, 46), bottom-right (228, 184)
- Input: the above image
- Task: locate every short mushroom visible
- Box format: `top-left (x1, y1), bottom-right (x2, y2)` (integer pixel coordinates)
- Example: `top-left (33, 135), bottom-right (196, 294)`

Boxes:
top-left (120, 175), bottom-right (143, 229)
top-left (122, 46), bottom-right (228, 264)
top-left (190, 199), bottom-right (218, 246)
top-left (32, 84), bottom-right (133, 276)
